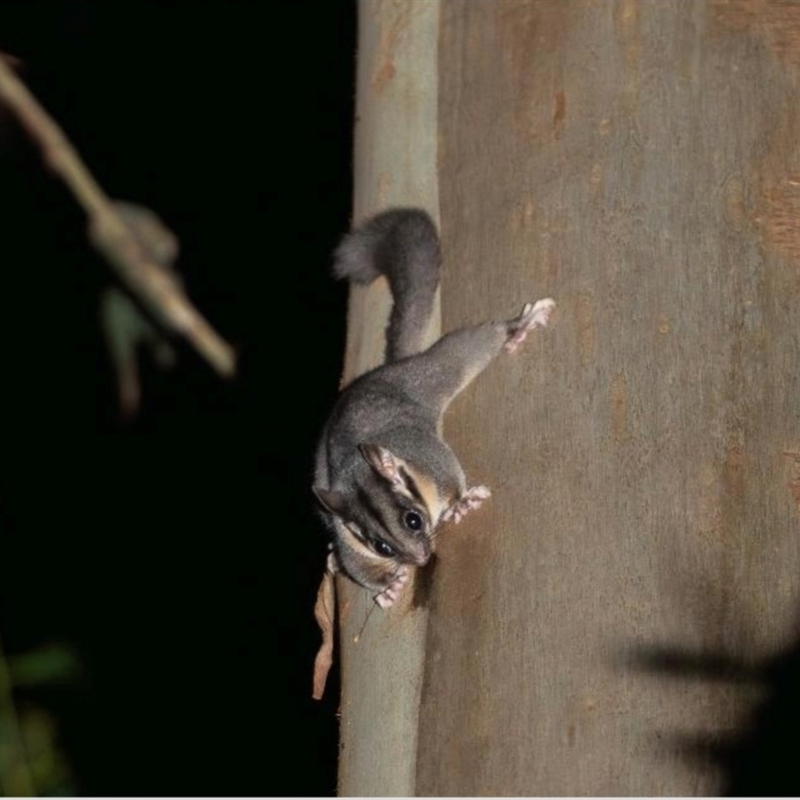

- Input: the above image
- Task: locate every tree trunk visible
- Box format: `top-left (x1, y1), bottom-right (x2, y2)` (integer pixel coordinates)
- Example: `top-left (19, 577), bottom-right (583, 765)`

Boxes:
top-left (338, 1), bottom-right (800, 794)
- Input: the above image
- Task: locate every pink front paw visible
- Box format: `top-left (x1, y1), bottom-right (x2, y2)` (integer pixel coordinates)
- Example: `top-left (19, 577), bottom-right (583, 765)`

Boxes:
top-left (442, 484), bottom-right (492, 525)
top-left (505, 298), bottom-right (555, 353)
top-left (374, 566), bottom-right (409, 609)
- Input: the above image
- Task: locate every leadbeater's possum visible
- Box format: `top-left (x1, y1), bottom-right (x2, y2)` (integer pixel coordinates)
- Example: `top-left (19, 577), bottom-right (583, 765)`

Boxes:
top-left (314, 209), bottom-right (554, 608)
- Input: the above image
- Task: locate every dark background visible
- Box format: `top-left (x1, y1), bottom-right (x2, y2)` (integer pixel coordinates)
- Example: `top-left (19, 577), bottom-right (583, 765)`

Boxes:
top-left (3, 4), bottom-right (800, 798)
top-left (0, 1), bottom-right (354, 794)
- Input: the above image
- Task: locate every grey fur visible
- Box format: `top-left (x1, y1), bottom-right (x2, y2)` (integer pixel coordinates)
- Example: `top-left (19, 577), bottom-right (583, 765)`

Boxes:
top-left (316, 208), bottom-right (555, 605)
top-left (333, 208), bottom-right (440, 361)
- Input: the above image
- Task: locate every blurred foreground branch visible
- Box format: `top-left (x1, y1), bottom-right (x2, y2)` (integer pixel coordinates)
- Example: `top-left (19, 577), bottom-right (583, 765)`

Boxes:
top-left (0, 56), bottom-right (236, 378)
top-left (0, 636), bottom-right (33, 797)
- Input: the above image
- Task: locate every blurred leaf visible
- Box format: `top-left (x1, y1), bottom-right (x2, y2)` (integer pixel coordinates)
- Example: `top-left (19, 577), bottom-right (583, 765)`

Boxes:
top-left (8, 645), bottom-right (81, 687)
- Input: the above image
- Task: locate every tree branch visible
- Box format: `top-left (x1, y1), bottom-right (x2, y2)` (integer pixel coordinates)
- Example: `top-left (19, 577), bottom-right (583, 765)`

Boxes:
top-left (0, 57), bottom-right (236, 378)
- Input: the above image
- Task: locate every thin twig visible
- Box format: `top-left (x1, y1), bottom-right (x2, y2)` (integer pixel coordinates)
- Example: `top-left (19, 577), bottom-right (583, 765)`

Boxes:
top-left (0, 57), bottom-right (236, 377)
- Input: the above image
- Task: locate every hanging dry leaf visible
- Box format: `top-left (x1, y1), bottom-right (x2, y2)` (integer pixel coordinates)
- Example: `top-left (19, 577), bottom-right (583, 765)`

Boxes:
top-left (312, 567), bottom-right (336, 700)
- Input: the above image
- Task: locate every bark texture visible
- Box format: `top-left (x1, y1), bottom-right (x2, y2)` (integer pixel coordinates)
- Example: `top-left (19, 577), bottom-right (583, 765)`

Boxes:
top-left (342, 1), bottom-right (800, 795)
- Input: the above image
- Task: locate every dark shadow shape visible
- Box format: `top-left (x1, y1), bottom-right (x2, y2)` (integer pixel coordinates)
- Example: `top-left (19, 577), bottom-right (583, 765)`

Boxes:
top-left (626, 638), bottom-right (800, 796)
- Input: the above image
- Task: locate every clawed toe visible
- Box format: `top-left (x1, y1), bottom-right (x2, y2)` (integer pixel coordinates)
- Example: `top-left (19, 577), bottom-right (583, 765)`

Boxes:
top-left (374, 567), bottom-right (409, 608)
top-left (442, 485), bottom-right (492, 524)
top-left (505, 298), bottom-right (555, 353)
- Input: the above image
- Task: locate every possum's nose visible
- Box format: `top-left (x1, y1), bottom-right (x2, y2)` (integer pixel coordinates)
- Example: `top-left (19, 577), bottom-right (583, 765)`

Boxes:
top-left (408, 542), bottom-right (431, 566)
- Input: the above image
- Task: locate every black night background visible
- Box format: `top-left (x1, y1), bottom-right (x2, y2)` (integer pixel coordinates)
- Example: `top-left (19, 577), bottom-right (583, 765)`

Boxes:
top-left (0, 2), bottom-right (354, 795)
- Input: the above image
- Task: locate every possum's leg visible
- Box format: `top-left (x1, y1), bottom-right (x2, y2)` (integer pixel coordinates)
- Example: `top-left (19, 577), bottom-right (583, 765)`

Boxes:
top-left (378, 299), bottom-right (553, 529)
top-left (387, 298), bottom-right (555, 414)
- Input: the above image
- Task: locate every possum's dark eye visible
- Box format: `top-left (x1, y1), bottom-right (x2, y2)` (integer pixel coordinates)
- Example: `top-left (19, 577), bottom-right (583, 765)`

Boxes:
top-left (373, 538), bottom-right (396, 558)
top-left (403, 511), bottom-right (423, 531)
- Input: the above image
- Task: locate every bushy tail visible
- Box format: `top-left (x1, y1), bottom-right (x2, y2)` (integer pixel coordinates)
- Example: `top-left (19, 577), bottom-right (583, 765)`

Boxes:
top-left (333, 208), bottom-right (440, 362)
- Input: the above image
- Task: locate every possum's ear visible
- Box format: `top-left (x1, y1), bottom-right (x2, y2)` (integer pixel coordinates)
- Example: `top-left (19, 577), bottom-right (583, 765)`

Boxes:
top-left (359, 444), bottom-right (407, 488)
top-left (313, 486), bottom-right (349, 517)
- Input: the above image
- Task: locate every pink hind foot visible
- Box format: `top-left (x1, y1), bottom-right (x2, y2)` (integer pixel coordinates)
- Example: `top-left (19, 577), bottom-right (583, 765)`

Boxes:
top-left (505, 298), bottom-right (556, 353)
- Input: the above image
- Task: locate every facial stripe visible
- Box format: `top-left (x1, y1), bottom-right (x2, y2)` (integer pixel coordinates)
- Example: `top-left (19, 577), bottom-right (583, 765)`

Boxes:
top-left (401, 465), bottom-right (447, 527)
top-left (399, 467), bottom-right (427, 513)
top-left (355, 487), bottom-right (392, 536)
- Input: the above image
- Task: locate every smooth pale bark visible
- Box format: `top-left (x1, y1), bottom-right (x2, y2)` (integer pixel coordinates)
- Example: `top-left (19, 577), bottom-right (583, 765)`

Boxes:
top-left (340, 1), bottom-right (800, 795)
top-left (337, 2), bottom-right (439, 797)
